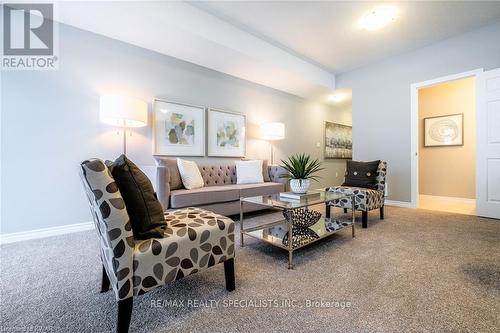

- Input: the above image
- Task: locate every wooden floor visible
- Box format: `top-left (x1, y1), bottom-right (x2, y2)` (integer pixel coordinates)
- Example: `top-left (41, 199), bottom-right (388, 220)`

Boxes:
top-left (418, 195), bottom-right (476, 215)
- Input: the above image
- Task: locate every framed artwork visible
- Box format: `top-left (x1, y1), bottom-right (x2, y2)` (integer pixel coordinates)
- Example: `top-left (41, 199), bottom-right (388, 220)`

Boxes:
top-left (324, 121), bottom-right (352, 159)
top-left (207, 108), bottom-right (246, 157)
top-left (424, 113), bottom-right (463, 147)
top-left (152, 99), bottom-right (205, 156)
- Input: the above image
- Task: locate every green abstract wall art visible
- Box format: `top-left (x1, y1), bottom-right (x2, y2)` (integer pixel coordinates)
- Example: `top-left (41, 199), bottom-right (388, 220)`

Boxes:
top-left (153, 99), bottom-right (205, 156)
top-left (166, 112), bottom-right (195, 145)
top-left (208, 108), bottom-right (246, 157)
top-left (217, 120), bottom-right (240, 148)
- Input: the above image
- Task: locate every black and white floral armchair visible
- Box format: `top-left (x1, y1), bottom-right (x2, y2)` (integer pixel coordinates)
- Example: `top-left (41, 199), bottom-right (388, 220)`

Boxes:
top-left (326, 161), bottom-right (387, 228)
top-left (80, 159), bottom-right (235, 333)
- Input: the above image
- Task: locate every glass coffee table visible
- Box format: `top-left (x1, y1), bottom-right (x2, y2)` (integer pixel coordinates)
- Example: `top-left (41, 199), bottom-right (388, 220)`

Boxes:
top-left (240, 189), bottom-right (355, 269)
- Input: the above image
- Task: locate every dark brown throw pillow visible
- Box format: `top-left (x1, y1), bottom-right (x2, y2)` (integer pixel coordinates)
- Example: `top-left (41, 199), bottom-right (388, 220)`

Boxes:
top-left (107, 155), bottom-right (167, 239)
top-left (342, 160), bottom-right (380, 190)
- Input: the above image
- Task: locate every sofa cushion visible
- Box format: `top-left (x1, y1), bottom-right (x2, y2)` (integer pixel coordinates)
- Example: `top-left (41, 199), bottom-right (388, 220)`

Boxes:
top-left (242, 158), bottom-right (271, 182)
top-left (164, 159), bottom-right (183, 190)
top-left (107, 155), bottom-right (167, 239)
top-left (133, 207), bottom-right (235, 295)
top-left (177, 158), bottom-right (204, 190)
top-left (235, 160), bottom-right (264, 184)
top-left (237, 182), bottom-right (285, 197)
top-left (170, 185), bottom-right (240, 208)
top-left (328, 186), bottom-right (384, 211)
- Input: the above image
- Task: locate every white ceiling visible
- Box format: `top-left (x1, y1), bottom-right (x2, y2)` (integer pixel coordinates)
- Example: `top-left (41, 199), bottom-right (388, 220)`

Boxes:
top-left (53, 1), bottom-right (500, 101)
top-left (194, 1), bottom-right (500, 73)
top-left (55, 1), bottom-right (335, 100)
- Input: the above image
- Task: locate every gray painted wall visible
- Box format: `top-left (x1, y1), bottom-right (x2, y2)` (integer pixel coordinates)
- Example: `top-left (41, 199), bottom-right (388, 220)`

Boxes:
top-left (336, 21), bottom-right (500, 203)
top-left (1, 24), bottom-right (349, 234)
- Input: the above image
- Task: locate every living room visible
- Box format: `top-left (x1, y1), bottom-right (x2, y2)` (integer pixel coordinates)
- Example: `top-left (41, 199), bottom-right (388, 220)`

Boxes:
top-left (1, 1), bottom-right (499, 333)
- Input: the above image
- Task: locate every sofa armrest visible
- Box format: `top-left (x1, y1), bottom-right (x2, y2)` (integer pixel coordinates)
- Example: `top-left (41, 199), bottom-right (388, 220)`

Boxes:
top-left (156, 165), bottom-right (171, 210)
top-left (268, 165), bottom-right (288, 184)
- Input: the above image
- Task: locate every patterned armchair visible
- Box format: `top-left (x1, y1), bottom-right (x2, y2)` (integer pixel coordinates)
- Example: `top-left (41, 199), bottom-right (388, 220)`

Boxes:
top-left (79, 159), bottom-right (235, 333)
top-left (326, 161), bottom-right (387, 228)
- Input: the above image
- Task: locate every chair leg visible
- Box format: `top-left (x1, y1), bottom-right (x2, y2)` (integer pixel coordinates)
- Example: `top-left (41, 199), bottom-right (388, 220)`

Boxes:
top-left (362, 211), bottom-right (368, 228)
top-left (117, 298), bottom-right (133, 333)
top-left (325, 205), bottom-right (331, 218)
top-left (343, 208), bottom-right (348, 214)
top-left (101, 265), bottom-right (110, 293)
top-left (224, 258), bottom-right (235, 291)
top-left (380, 206), bottom-right (385, 220)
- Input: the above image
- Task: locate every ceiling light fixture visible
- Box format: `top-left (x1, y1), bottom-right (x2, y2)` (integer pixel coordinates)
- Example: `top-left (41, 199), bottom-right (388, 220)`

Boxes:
top-left (329, 93), bottom-right (345, 103)
top-left (359, 5), bottom-right (397, 31)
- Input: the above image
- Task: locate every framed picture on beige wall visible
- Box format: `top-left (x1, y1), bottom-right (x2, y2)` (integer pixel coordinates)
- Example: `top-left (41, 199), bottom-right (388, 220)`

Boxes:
top-left (424, 113), bottom-right (463, 147)
top-left (152, 99), bottom-right (205, 156)
top-left (207, 108), bottom-right (246, 157)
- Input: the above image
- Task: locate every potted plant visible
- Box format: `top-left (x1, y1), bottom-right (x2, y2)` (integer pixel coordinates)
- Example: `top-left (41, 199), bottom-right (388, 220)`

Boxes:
top-left (280, 153), bottom-right (323, 194)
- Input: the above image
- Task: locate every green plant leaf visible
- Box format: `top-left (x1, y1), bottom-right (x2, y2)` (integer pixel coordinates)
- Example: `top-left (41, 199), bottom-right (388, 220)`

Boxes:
top-left (279, 153), bottom-right (323, 181)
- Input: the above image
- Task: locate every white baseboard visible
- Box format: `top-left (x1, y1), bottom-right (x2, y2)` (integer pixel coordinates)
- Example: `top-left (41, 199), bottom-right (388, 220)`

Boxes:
top-left (0, 197), bottom-right (448, 244)
top-left (0, 222), bottom-right (94, 245)
top-left (385, 200), bottom-right (414, 208)
top-left (419, 195), bottom-right (475, 205)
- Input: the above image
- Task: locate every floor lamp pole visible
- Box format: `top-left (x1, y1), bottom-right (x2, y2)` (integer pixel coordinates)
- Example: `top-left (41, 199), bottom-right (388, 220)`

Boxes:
top-left (270, 141), bottom-right (274, 165)
top-left (123, 124), bottom-right (127, 155)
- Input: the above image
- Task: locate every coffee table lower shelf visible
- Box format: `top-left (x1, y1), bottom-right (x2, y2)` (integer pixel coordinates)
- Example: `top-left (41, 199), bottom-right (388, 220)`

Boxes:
top-left (241, 217), bottom-right (354, 268)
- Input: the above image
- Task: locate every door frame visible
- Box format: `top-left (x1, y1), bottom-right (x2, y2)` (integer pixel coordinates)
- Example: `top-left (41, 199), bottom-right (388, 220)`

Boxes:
top-left (410, 68), bottom-right (483, 208)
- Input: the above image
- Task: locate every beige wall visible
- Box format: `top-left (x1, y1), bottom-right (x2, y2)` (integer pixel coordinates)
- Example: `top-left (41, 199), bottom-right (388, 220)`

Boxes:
top-left (418, 77), bottom-right (476, 199)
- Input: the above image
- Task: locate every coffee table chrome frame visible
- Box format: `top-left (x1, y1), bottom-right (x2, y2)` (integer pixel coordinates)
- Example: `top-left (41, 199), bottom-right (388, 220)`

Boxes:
top-left (239, 195), bottom-right (355, 269)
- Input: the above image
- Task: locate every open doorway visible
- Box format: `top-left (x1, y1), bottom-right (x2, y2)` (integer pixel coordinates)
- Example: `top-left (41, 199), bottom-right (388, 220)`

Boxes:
top-left (411, 69), bottom-right (483, 215)
top-left (416, 77), bottom-right (476, 215)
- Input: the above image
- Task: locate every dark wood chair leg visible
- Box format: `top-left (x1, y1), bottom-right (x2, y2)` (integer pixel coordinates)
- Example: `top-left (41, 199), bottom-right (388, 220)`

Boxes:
top-left (224, 258), bottom-right (235, 291)
top-left (325, 205), bottom-right (331, 218)
top-left (101, 265), bottom-right (110, 293)
top-left (343, 208), bottom-right (348, 214)
top-left (380, 206), bottom-right (385, 220)
top-left (362, 211), bottom-right (368, 228)
top-left (117, 298), bottom-right (133, 333)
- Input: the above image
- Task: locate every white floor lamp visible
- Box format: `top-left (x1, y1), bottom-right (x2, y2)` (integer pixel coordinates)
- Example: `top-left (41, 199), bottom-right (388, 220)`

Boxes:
top-left (99, 95), bottom-right (148, 155)
top-left (260, 122), bottom-right (285, 164)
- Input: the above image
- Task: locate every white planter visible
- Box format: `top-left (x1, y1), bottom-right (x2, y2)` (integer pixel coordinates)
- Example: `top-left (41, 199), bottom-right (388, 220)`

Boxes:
top-left (290, 179), bottom-right (310, 194)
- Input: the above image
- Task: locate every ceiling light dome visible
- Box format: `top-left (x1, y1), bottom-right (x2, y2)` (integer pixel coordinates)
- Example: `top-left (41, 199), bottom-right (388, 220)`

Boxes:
top-left (329, 93), bottom-right (345, 103)
top-left (359, 6), bottom-right (398, 31)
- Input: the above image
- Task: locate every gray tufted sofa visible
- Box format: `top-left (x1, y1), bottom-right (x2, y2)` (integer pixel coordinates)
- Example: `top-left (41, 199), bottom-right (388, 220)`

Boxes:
top-left (157, 159), bottom-right (288, 216)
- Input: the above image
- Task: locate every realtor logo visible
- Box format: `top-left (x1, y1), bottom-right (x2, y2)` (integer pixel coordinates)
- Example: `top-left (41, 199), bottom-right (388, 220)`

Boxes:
top-left (2, 3), bottom-right (59, 70)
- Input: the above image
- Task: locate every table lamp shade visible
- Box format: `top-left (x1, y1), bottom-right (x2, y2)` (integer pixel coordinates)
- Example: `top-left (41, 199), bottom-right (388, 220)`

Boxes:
top-left (99, 95), bottom-right (148, 127)
top-left (260, 122), bottom-right (285, 140)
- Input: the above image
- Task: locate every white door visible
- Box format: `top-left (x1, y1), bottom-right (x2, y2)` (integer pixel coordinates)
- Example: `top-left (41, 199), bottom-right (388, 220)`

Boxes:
top-left (476, 68), bottom-right (500, 219)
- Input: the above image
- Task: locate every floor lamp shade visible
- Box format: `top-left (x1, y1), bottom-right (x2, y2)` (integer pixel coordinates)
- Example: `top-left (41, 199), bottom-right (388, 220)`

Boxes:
top-left (260, 122), bottom-right (285, 165)
top-left (99, 95), bottom-right (148, 128)
top-left (260, 122), bottom-right (285, 140)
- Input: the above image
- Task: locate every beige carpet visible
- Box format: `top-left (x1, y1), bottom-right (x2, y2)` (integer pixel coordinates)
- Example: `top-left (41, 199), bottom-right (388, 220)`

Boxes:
top-left (0, 206), bottom-right (499, 332)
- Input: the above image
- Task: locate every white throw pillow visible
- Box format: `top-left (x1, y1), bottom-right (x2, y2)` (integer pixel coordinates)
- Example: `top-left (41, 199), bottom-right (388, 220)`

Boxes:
top-left (235, 160), bottom-right (264, 184)
top-left (177, 158), bottom-right (204, 190)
